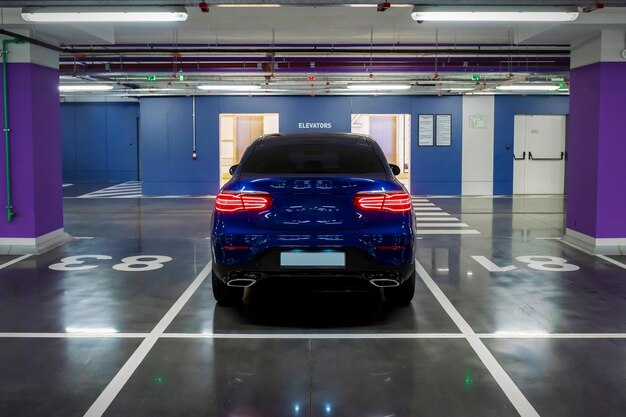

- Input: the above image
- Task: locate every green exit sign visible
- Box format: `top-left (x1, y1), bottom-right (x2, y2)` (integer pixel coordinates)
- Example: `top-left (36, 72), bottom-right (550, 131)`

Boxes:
top-left (471, 75), bottom-right (481, 81)
top-left (178, 74), bottom-right (185, 81)
top-left (147, 75), bottom-right (156, 81)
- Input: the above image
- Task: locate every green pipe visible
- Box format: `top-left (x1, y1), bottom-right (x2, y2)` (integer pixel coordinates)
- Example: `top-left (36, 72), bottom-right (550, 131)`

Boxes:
top-left (2, 38), bottom-right (25, 223)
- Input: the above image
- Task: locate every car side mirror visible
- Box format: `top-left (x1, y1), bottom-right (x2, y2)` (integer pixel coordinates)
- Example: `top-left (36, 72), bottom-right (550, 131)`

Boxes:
top-left (229, 164), bottom-right (239, 176)
top-left (389, 164), bottom-right (401, 176)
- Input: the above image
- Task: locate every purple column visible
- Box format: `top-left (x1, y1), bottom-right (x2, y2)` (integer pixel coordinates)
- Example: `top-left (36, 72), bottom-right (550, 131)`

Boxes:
top-left (0, 62), bottom-right (66, 253)
top-left (565, 62), bottom-right (626, 252)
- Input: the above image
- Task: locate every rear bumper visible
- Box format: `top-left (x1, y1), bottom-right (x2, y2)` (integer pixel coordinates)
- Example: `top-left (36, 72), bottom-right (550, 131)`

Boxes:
top-left (212, 246), bottom-right (415, 289)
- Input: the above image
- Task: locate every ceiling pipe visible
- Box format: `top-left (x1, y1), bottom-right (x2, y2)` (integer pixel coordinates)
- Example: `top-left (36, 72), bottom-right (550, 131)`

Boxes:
top-left (0, 29), bottom-right (569, 57)
top-left (64, 42), bottom-right (569, 49)
top-left (59, 56), bottom-right (570, 64)
top-left (59, 47), bottom-right (569, 55)
top-left (60, 65), bottom-right (568, 74)
top-left (0, 29), bottom-right (63, 53)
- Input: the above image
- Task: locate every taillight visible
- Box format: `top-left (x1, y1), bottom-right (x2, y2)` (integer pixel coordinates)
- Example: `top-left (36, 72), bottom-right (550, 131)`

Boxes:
top-left (215, 192), bottom-right (272, 212)
top-left (354, 192), bottom-right (412, 212)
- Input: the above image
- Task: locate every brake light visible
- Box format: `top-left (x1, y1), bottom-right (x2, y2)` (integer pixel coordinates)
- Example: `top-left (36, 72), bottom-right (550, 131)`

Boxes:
top-left (215, 192), bottom-right (272, 212)
top-left (354, 192), bottom-right (412, 212)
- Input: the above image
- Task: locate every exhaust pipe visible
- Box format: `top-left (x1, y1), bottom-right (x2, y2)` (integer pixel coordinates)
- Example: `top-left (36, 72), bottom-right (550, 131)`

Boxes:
top-left (227, 278), bottom-right (257, 288)
top-left (369, 279), bottom-right (400, 288)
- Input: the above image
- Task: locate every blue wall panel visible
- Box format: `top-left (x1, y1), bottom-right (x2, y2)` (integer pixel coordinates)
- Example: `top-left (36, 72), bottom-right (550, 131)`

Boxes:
top-left (133, 94), bottom-right (568, 196)
top-left (106, 104), bottom-right (139, 182)
top-left (141, 97), bottom-right (222, 195)
top-left (60, 105), bottom-right (76, 177)
top-left (350, 96), bottom-right (412, 115)
top-left (138, 95), bottom-right (465, 195)
top-left (493, 96), bottom-right (569, 194)
top-left (75, 103), bottom-right (107, 181)
top-left (279, 96), bottom-right (352, 133)
top-left (61, 102), bottom-right (139, 182)
top-left (410, 96), bottom-right (463, 195)
top-left (219, 96), bottom-right (281, 114)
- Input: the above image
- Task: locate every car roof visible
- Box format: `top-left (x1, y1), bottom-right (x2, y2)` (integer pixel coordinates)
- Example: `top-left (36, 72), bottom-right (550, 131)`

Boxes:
top-left (259, 132), bottom-right (373, 143)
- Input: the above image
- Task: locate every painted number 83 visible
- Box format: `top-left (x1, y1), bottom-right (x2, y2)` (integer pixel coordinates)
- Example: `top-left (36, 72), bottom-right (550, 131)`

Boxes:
top-left (49, 255), bottom-right (173, 272)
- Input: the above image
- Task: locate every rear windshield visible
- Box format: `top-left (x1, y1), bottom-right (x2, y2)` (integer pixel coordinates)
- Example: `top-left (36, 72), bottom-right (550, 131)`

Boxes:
top-left (241, 139), bottom-right (386, 174)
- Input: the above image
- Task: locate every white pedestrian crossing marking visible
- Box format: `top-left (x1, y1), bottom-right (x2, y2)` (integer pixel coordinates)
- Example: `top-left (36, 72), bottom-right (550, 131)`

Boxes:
top-left (412, 197), bottom-right (480, 236)
top-left (416, 223), bottom-right (469, 227)
top-left (416, 217), bottom-right (459, 221)
top-left (78, 182), bottom-right (142, 199)
top-left (418, 229), bottom-right (481, 235)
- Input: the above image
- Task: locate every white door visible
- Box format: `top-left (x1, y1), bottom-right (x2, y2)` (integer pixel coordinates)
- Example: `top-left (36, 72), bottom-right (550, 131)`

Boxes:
top-left (513, 115), bottom-right (566, 195)
top-left (513, 115), bottom-right (527, 194)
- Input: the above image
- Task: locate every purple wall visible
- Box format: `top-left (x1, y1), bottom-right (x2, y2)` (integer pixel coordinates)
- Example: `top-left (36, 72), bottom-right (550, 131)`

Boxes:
top-left (566, 62), bottom-right (626, 239)
top-left (0, 63), bottom-right (63, 238)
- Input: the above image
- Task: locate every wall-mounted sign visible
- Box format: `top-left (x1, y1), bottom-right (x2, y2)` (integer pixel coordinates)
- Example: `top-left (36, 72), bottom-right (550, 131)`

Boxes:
top-left (469, 115), bottom-right (487, 129)
top-left (418, 114), bottom-right (434, 146)
top-left (298, 122), bottom-right (333, 129)
top-left (436, 114), bottom-right (452, 146)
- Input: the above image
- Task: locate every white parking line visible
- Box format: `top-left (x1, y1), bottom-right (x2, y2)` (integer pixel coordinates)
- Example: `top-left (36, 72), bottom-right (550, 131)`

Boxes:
top-left (0, 254), bottom-right (33, 270)
top-left (0, 332), bottom-right (148, 338)
top-left (1, 331), bottom-right (625, 339)
top-left (161, 333), bottom-right (467, 339)
top-left (415, 261), bottom-right (540, 417)
top-left (596, 254), bottom-right (626, 270)
top-left (83, 261), bottom-right (212, 417)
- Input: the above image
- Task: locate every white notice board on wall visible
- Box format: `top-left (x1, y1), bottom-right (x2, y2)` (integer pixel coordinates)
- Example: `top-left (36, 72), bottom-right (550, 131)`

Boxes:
top-left (436, 114), bottom-right (452, 146)
top-left (418, 114), bottom-right (434, 146)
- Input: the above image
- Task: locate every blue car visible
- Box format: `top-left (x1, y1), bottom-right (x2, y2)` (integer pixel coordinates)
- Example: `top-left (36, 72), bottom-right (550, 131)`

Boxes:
top-left (211, 133), bottom-right (416, 306)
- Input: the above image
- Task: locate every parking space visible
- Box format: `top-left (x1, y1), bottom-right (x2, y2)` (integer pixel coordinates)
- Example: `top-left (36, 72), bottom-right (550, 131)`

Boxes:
top-left (1, 195), bottom-right (624, 416)
top-left (0, 237), bottom-right (210, 333)
top-left (484, 338), bottom-right (626, 417)
top-left (2, 201), bottom-right (617, 399)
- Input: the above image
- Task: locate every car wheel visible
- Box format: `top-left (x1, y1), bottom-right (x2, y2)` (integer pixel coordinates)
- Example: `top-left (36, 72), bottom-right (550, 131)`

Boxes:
top-left (384, 271), bottom-right (415, 306)
top-left (212, 271), bottom-right (244, 307)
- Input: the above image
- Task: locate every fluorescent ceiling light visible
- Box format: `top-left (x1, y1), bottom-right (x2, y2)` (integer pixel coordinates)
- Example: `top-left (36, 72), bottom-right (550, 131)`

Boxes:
top-left (347, 84), bottom-right (411, 91)
top-left (496, 85), bottom-right (560, 91)
top-left (59, 85), bottom-right (114, 92)
top-left (198, 85), bottom-right (262, 91)
top-left (347, 4), bottom-right (413, 7)
top-left (411, 6), bottom-right (579, 22)
top-left (21, 6), bottom-right (188, 22)
top-left (216, 4), bottom-right (281, 7)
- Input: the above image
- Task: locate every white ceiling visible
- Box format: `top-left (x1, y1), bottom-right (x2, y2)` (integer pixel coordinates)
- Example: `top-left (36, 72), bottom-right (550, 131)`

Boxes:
top-left (1, 5), bottom-right (626, 45)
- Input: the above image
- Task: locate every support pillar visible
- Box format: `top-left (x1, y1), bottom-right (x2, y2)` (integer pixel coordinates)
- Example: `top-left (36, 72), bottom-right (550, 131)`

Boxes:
top-left (563, 30), bottom-right (626, 254)
top-left (0, 33), bottom-right (69, 254)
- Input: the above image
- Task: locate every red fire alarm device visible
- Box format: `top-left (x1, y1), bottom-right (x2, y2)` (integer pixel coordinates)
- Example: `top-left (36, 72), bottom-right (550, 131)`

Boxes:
top-left (377, 2), bottom-right (391, 12)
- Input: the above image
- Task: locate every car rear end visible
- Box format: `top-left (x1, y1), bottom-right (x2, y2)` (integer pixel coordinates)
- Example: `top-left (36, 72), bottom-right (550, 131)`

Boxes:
top-left (211, 134), bottom-right (416, 304)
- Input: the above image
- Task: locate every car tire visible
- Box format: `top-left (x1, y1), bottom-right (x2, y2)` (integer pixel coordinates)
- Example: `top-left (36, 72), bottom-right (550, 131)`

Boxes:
top-left (384, 271), bottom-right (415, 306)
top-left (212, 271), bottom-right (244, 307)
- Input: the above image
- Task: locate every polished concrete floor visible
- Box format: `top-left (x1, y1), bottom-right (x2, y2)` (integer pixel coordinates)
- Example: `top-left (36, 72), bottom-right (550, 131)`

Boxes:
top-left (1, 188), bottom-right (625, 417)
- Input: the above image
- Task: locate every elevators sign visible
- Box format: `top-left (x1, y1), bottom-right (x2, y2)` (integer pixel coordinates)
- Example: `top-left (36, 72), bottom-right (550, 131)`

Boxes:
top-left (436, 114), bottom-right (452, 146)
top-left (418, 114), bottom-right (434, 146)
